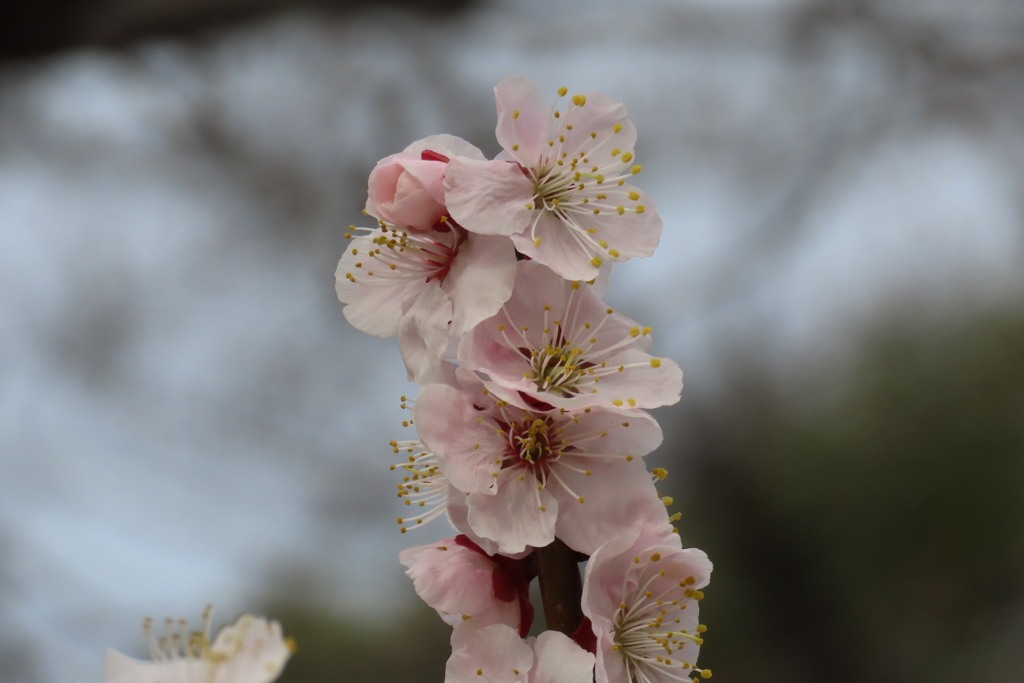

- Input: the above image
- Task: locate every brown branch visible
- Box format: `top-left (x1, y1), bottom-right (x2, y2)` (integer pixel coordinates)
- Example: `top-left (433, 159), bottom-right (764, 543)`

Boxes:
top-left (534, 538), bottom-right (585, 636)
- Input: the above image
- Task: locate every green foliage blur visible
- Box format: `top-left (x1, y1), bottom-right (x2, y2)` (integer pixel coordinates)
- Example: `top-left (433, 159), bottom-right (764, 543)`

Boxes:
top-left (679, 310), bottom-right (1024, 683)
top-left (270, 600), bottom-right (452, 683)
top-left (266, 308), bottom-right (1024, 683)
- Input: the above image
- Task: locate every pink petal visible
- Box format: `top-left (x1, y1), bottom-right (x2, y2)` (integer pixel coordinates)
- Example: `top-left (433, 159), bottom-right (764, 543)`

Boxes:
top-left (556, 91), bottom-right (637, 174)
top-left (494, 76), bottom-right (551, 163)
top-left (553, 454), bottom-right (667, 556)
top-left (529, 631), bottom-right (595, 683)
top-left (444, 158), bottom-right (537, 236)
top-left (400, 540), bottom-right (514, 624)
top-left (444, 232), bottom-right (518, 337)
top-left (413, 384), bottom-right (505, 495)
top-left (467, 469), bottom-right (558, 554)
top-left (446, 624), bottom-right (533, 683)
top-left (398, 283), bottom-right (453, 383)
top-left (335, 237), bottom-right (417, 337)
top-left (510, 211), bottom-right (600, 282)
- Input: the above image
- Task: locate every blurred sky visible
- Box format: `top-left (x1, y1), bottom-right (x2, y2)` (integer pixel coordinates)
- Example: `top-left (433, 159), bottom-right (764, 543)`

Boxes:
top-left (2, 0), bottom-right (1023, 681)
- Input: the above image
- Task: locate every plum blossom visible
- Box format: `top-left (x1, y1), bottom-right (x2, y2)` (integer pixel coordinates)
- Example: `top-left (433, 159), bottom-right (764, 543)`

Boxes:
top-left (335, 221), bottom-right (516, 382)
top-left (367, 134), bottom-right (487, 230)
top-left (444, 76), bottom-right (661, 281)
top-left (104, 607), bottom-right (292, 683)
top-left (413, 370), bottom-right (668, 555)
top-left (581, 524), bottom-right (713, 683)
top-left (445, 624), bottom-right (595, 683)
top-left (400, 535), bottom-right (535, 637)
top-left (459, 261), bottom-right (682, 412)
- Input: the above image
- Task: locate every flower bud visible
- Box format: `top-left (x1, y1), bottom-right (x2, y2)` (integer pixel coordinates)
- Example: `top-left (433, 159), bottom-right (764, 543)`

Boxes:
top-left (367, 152), bottom-right (448, 230)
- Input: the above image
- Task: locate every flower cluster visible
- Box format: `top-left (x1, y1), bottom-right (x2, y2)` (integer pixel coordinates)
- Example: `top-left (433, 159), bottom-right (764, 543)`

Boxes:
top-left (339, 76), bottom-right (713, 683)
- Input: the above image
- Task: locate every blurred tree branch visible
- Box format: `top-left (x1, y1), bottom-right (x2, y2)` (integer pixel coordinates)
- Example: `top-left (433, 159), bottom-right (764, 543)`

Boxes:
top-left (0, 0), bottom-right (477, 62)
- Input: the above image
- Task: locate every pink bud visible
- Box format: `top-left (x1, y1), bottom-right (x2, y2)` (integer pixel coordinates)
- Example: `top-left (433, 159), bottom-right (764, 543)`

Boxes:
top-left (366, 152), bottom-right (449, 230)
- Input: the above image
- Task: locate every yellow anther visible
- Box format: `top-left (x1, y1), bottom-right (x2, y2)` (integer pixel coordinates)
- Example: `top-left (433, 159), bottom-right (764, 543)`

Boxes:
top-left (591, 256), bottom-right (603, 267)
top-left (631, 165), bottom-right (642, 174)
top-left (592, 208), bottom-right (600, 214)
top-left (616, 206), bottom-right (625, 215)
top-left (630, 327), bottom-right (640, 337)
top-left (642, 327), bottom-right (652, 335)
top-left (620, 152), bottom-right (633, 163)
top-left (627, 398), bottom-right (636, 407)
top-left (652, 468), bottom-right (668, 480)
top-left (577, 496), bottom-right (584, 503)
top-left (534, 237), bottom-right (541, 246)
top-left (498, 324), bottom-right (505, 331)
top-left (512, 109), bottom-right (520, 119)
top-left (693, 591), bottom-right (705, 600)
top-left (628, 191), bottom-right (640, 201)
top-left (570, 281), bottom-right (580, 290)
top-left (613, 123), bottom-right (623, 133)
top-left (558, 86), bottom-right (568, 96)
top-left (636, 205), bottom-right (646, 213)
top-left (697, 625), bottom-right (707, 633)
top-left (650, 358), bottom-right (662, 368)
top-left (662, 496), bottom-right (674, 506)
top-left (608, 249), bottom-right (620, 257)
top-left (513, 144), bottom-right (520, 151)
top-left (650, 552), bottom-right (661, 561)
top-left (572, 94), bottom-right (586, 106)
top-left (701, 669), bottom-right (713, 679)
top-left (612, 400), bottom-right (624, 406)
top-left (625, 455), bottom-right (634, 461)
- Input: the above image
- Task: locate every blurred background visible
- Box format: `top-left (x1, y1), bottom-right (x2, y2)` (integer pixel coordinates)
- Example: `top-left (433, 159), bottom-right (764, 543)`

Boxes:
top-left (2, 0), bottom-right (1023, 681)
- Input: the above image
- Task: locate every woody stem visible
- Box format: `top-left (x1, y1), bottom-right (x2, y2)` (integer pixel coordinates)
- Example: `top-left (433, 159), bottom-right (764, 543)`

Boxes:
top-left (535, 537), bottom-right (585, 636)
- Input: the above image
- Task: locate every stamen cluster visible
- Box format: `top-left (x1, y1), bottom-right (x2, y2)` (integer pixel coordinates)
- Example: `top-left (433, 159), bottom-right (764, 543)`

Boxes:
top-left (334, 76), bottom-right (714, 683)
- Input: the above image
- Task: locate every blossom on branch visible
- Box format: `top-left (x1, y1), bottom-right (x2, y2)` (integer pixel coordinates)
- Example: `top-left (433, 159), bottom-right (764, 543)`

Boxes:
top-left (335, 222), bottom-right (516, 382)
top-left (104, 607), bottom-right (292, 683)
top-left (459, 261), bottom-right (682, 412)
top-left (581, 524), bottom-right (713, 683)
top-left (413, 371), bottom-right (668, 555)
top-left (444, 76), bottom-right (661, 281)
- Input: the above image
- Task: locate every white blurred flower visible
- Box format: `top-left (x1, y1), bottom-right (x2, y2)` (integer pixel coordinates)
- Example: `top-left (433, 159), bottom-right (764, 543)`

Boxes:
top-left (104, 606), bottom-right (293, 683)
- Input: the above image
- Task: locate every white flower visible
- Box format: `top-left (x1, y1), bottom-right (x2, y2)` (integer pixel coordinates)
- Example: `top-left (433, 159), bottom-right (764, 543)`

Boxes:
top-left (104, 606), bottom-right (293, 683)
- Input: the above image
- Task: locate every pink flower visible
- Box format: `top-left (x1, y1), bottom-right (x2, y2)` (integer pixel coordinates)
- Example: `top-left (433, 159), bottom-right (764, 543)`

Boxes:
top-left (367, 134), bottom-right (486, 231)
top-left (581, 523), bottom-right (713, 683)
top-left (445, 625), bottom-right (595, 683)
top-left (335, 222), bottom-right (516, 382)
top-left (105, 607), bottom-right (292, 683)
top-left (444, 77), bottom-right (662, 281)
top-left (458, 261), bottom-right (683, 412)
top-left (413, 370), bottom-right (668, 555)
top-left (400, 535), bottom-right (535, 637)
